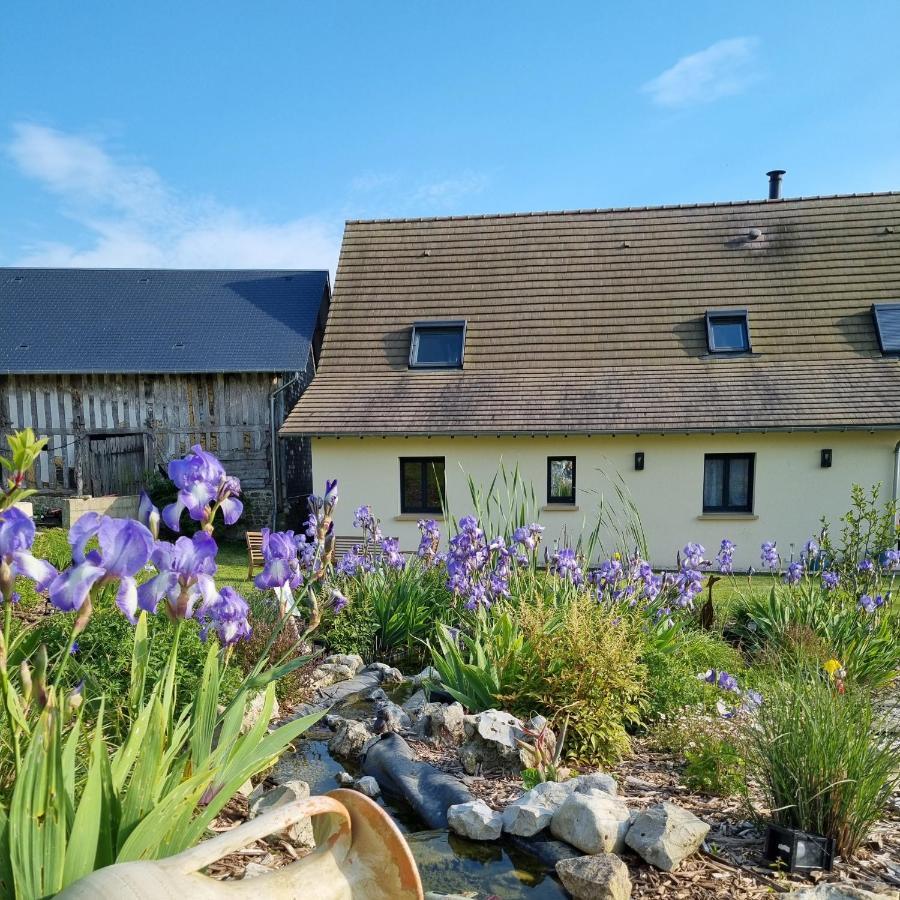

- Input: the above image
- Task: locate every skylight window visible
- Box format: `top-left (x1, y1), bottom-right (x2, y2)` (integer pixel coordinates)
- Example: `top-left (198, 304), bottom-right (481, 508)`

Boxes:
top-left (706, 309), bottom-right (751, 354)
top-left (409, 320), bottom-right (466, 369)
top-left (873, 304), bottom-right (900, 355)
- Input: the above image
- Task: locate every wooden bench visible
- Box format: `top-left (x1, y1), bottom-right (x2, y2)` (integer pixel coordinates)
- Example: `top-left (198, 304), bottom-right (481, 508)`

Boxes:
top-left (245, 532), bottom-right (364, 578)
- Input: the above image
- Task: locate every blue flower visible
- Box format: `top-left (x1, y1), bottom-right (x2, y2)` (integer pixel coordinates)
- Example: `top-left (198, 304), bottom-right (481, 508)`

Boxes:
top-left (682, 542), bottom-right (705, 568)
top-left (336, 547), bottom-right (374, 577)
top-left (783, 561), bottom-right (804, 585)
top-left (138, 490), bottom-right (161, 539)
top-left (881, 549), bottom-right (900, 570)
top-left (716, 539), bottom-right (736, 574)
top-left (858, 594), bottom-right (877, 614)
top-left (380, 537), bottom-right (406, 570)
top-left (162, 445), bottom-right (243, 532)
top-left (254, 528), bottom-right (304, 611)
top-left (331, 588), bottom-right (349, 613)
top-left (199, 586), bottom-right (251, 645)
top-left (50, 514), bottom-right (154, 623)
top-left (0, 506), bottom-right (58, 599)
top-left (821, 569), bottom-right (840, 590)
top-left (858, 558), bottom-right (874, 574)
top-left (137, 531), bottom-right (218, 620)
top-left (802, 538), bottom-right (819, 560)
top-left (760, 541), bottom-right (779, 570)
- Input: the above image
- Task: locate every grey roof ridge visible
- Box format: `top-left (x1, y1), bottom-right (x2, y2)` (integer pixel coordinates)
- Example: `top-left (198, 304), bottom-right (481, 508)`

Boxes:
top-left (0, 266), bottom-right (329, 274)
top-left (345, 190), bottom-right (900, 225)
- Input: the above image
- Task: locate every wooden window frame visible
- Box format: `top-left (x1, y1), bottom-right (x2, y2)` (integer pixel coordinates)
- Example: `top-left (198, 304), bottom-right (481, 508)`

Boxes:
top-left (702, 453), bottom-right (755, 513)
top-left (546, 455), bottom-right (576, 505)
top-left (399, 456), bottom-right (446, 514)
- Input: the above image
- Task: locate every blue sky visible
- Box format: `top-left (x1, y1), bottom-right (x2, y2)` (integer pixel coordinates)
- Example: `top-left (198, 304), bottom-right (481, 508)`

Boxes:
top-left (2, 1), bottom-right (899, 273)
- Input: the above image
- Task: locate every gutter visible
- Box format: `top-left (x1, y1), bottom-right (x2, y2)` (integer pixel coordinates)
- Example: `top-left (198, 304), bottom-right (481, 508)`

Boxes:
top-left (894, 440), bottom-right (900, 548)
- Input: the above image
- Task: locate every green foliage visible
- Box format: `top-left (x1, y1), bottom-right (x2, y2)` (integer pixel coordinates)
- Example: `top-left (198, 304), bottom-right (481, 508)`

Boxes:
top-left (819, 483), bottom-right (898, 574)
top-left (512, 599), bottom-right (646, 765)
top-left (642, 629), bottom-right (745, 721)
top-left (682, 731), bottom-right (745, 796)
top-left (736, 583), bottom-right (900, 688)
top-left (320, 592), bottom-right (378, 660)
top-left (429, 608), bottom-right (534, 712)
top-left (741, 668), bottom-right (900, 856)
top-left (0, 429), bottom-right (47, 506)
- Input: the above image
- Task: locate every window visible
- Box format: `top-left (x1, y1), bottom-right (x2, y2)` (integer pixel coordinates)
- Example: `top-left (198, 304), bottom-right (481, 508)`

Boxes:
top-left (705, 309), bottom-right (751, 353)
top-left (409, 321), bottom-right (466, 368)
top-left (400, 457), bottom-right (445, 514)
top-left (547, 456), bottom-right (576, 504)
top-left (873, 303), bottom-right (900, 355)
top-left (703, 453), bottom-right (754, 513)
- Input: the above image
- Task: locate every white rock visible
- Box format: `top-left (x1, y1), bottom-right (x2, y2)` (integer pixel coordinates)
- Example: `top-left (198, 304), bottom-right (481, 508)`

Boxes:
top-left (426, 702), bottom-right (466, 745)
top-left (574, 772), bottom-right (619, 797)
top-left (248, 780), bottom-right (314, 849)
top-left (551, 791), bottom-right (631, 854)
top-left (335, 770), bottom-right (355, 786)
top-left (476, 709), bottom-right (525, 749)
top-left (328, 719), bottom-right (374, 759)
top-left (624, 802), bottom-right (710, 872)
top-left (240, 691), bottom-right (281, 734)
top-left (529, 779), bottom-right (577, 810)
top-left (402, 689), bottom-right (428, 719)
top-left (447, 800), bottom-right (503, 841)
top-left (311, 663), bottom-right (355, 688)
top-left (555, 853), bottom-right (633, 900)
top-left (323, 653), bottom-right (365, 673)
top-left (502, 800), bottom-right (554, 837)
top-left (354, 775), bottom-right (381, 798)
top-left (413, 666), bottom-right (440, 687)
top-left (374, 701), bottom-right (412, 734)
top-left (786, 886), bottom-right (899, 900)
top-left (242, 862), bottom-right (274, 880)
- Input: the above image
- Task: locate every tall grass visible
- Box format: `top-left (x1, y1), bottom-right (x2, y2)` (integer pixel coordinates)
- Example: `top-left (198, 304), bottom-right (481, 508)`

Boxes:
top-left (741, 668), bottom-right (900, 856)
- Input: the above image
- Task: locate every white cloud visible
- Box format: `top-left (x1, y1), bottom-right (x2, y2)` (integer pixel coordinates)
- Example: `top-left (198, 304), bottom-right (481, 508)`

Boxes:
top-left (642, 37), bottom-right (760, 108)
top-left (7, 123), bottom-right (341, 272)
top-left (348, 168), bottom-right (489, 212)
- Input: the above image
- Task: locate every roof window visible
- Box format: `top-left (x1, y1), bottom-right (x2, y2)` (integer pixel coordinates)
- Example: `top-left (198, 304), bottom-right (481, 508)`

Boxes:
top-left (409, 320), bottom-right (466, 369)
top-left (706, 309), bottom-right (751, 354)
top-left (873, 304), bottom-right (900, 355)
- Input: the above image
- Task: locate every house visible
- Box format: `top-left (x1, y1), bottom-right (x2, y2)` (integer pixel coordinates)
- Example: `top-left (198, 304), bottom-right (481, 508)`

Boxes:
top-left (281, 182), bottom-right (900, 569)
top-left (0, 268), bottom-right (330, 527)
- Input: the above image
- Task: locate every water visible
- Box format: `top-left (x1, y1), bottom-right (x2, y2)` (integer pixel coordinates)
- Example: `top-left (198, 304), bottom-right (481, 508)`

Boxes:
top-left (281, 736), bottom-right (567, 897)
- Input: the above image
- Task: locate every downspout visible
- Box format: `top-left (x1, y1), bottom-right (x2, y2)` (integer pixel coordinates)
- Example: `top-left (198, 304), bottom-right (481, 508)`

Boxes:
top-left (269, 373), bottom-right (304, 529)
top-left (893, 439), bottom-right (900, 549)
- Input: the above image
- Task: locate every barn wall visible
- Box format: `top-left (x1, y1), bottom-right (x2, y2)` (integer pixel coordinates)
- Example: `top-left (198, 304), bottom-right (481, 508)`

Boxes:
top-left (0, 372), bottom-right (310, 527)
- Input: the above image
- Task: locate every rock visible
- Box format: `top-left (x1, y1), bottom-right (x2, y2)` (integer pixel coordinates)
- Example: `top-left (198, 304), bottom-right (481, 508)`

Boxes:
top-left (311, 662), bottom-right (355, 689)
top-left (402, 689), bottom-right (428, 720)
top-left (413, 666), bottom-right (440, 687)
top-left (529, 779), bottom-right (577, 810)
top-left (363, 662), bottom-right (405, 684)
top-left (463, 714), bottom-right (478, 740)
top-left (502, 799), bottom-right (555, 837)
top-left (551, 791), bottom-right (631, 855)
top-left (248, 780), bottom-right (314, 849)
top-left (447, 800), bottom-right (503, 841)
top-left (425, 894), bottom-right (476, 900)
top-left (786, 887), bottom-right (899, 900)
top-left (374, 700), bottom-right (412, 734)
top-left (624, 802), bottom-right (710, 872)
top-left (335, 770), bottom-right (355, 786)
top-left (354, 775), bottom-right (381, 798)
top-left (367, 687), bottom-right (388, 702)
top-left (236, 778), bottom-right (254, 797)
top-left (323, 653), bottom-right (365, 673)
top-left (477, 709), bottom-right (525, 749)
top-left (574, 772), bottom-right (619, 797)
top-left (429, 702), bottom-right (466, 745)
top-left (324, 713), bottom-right (345, 729)
top-left (242, 862), bottom-right (274, 879)
top-left (555, 853), bottom-right (632, 900)
top-left (328, 719), bottom-right (374, 759)
top-left (240, 690), bottom-right (281, 734)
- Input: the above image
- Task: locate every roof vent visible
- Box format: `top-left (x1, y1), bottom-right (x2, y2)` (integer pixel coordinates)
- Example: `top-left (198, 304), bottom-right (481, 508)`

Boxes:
top-left (17, 343), bottom-right (28, 350)
top-left (884, 226), bottom-right (895, 235)
top-left (173, 341), bottom-right (185, 349)
top-left (138, 277), bottom-right (150, 283)
top-left (766, 169), bottom-right (786, 200)
top-left (748, 228), bottom-right (762, 240)
top-left (9, 276), bottom-right (24, 283)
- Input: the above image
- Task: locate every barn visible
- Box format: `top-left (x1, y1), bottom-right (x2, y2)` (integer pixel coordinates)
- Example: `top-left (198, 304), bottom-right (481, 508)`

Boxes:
top-left (0, 268), bottom-right (330, 527)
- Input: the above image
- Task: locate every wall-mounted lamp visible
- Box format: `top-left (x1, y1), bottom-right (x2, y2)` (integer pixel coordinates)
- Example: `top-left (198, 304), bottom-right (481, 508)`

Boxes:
top-left (821, 449), bottom-right (833, 468)
top-left (634, 452), bottom-right (645, 471)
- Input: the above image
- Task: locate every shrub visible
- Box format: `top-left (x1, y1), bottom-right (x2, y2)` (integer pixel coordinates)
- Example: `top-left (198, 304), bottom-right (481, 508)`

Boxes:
top-left (512, 598), bottom-right (646, 764)
top-left (741, 669), bottom-right (900, 856)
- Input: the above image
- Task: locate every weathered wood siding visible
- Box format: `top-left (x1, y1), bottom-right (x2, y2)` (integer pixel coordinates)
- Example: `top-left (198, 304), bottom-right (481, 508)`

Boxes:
top-left (0, 373), bottom-right (310, 507)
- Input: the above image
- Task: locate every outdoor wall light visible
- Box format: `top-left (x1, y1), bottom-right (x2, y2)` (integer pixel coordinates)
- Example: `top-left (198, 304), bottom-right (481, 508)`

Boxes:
top-left (634, 452), bottom-right (645, 471)
top-left (821, 449), bottom-right (833, 468)
top-left (763, 824), bottom-right (835, 873)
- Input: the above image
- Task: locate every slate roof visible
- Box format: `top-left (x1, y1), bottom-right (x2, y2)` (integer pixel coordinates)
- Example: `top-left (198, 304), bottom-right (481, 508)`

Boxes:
top-left (283, 191), bottom-right (900, 436)
top-left (0, 268), bottom-right (330, 374)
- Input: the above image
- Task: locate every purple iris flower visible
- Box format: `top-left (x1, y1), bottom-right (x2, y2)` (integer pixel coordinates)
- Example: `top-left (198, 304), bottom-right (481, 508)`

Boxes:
top-left (331, 588), bottom-right (349, 613)
top-left (698, 668), bottom-right (740, 694)
top-left (337, 547), bottom-right (374, 577)
top-left (512, 523), bottom-right (544, 551)
top-left (380, 537), bottom-right (406, 570)
top-left (858, 594), bottom-right (877, 614)
top-left (858, 558), bottom-right (874, 574)
top-left (199, 586), bottom-right (251, 645)
top-left (682, 542), bottom-right (705, 568)
top-left (162, 445), bottom-right (243, 532)
top-left (137, 531), bottom-right (218, 620)
top-left (138, 491), bottom-right (161, 539)
top-left (760, 541), bottom-right (779, 570)
top-left (323, 479), bottom-right (339, 512)
top-left (880, 548), bottom-right (900, 570)
top-left (0, 507), bottom-right (57, 599)
top-left (417, 518), bottom-right (441, 564)
top-left (465, 580), bottom-right (489, 611)
top-left (821, 569), bottom-right (840, 590)
top-left (783, 561), bottom-right (804, 585)
top-left (675, 563), bottom-right (703, 608)
top-left (802, 538), bottom-right (819, 560)
top-left (254, 528), bottom-right (303, 609)
top-left (549, 547), bottom-right (584, 585)
top-left (716, 539), bottom-right (736, 574)
top-left (49, 513), bottom-right (155, 623)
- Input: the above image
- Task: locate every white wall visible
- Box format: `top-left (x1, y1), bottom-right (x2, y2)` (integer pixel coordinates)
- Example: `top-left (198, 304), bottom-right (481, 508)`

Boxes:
top-left (312, 432), bottom-right (900, 570)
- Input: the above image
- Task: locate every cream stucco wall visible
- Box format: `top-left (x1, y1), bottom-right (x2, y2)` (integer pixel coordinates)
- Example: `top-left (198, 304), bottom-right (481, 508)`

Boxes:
top-left (311, 432), bottom-right (900, 570)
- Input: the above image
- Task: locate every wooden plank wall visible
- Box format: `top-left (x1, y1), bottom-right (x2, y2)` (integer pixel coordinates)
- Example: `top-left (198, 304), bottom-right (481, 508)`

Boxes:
top-left (0, 372), bottom-right (302, 496)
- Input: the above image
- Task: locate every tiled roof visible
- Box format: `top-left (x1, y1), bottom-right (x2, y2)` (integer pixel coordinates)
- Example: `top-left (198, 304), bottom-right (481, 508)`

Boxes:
top-left (0, 268), bottom-right (330, 374)
top-left (282, 192), bottom-right (900, 435)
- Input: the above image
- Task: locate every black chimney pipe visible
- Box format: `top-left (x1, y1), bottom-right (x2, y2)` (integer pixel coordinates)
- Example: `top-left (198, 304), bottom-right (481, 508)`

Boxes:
top-left (766, 169), bottom-right (786, 200)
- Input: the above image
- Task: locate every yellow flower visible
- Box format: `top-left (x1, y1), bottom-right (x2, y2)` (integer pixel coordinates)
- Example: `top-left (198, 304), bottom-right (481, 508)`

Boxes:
top-left (824, 658), bottom-right (843, 678)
